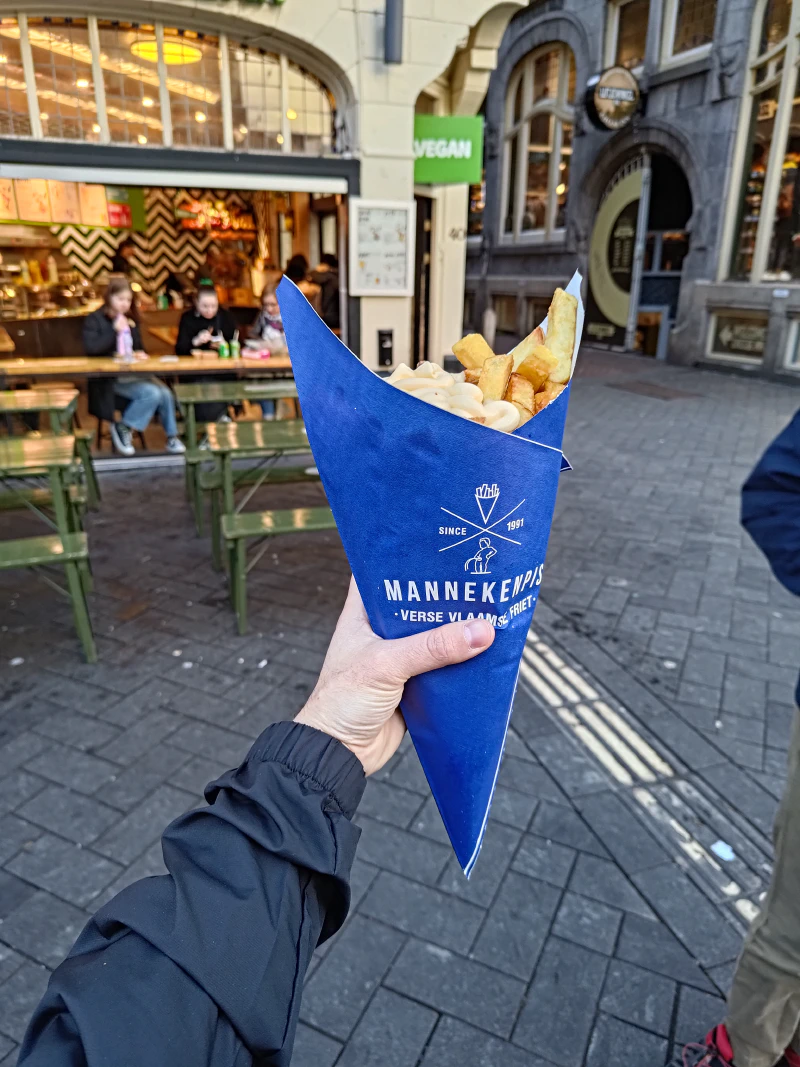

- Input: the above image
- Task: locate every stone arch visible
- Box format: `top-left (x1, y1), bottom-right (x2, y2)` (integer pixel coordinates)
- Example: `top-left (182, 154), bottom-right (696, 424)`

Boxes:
top-left (448, 2), bottom-right (525, 116)
top-left (574, 119), bottom-right (713, 270)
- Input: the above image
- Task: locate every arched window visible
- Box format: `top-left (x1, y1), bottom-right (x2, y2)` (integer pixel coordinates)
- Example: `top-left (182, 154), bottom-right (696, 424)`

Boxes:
top-left (0, 14), bottom-right (337, 156)
top-left (501, 43), bottom-right (575, 241)
top-left (730, 0), bottom-right (799, 281)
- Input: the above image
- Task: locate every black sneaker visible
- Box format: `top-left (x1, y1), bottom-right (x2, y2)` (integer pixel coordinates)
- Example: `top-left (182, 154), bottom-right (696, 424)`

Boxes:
top-left (110, 421), bottom-right (135, 457)
top-left (682, 1025), bottom-right (736, 1067)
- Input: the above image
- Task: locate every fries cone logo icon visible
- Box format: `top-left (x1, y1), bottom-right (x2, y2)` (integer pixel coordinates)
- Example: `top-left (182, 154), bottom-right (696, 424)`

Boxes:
top-left (279, 271), bottom-right (582, 875)
top-left (475, 483), bottom-right (499, 524)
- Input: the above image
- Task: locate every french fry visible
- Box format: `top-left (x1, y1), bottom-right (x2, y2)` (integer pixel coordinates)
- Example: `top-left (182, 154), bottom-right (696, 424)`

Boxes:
top-left (504, 373), bottom-right (536, 414)
top-left (464, 368), bottom-right (481, 385)
top-left (510, 401), bottom-right (533, 427)
top-left (511, 326), bottom-right (546, 370)
top-left (534, 381), bottom-right (566, 412)
top-left (544, 288), bottom-right (578, 383)
top-left (478, 354), bottom-right (513, 402)
top-left (453, 333), bottom-right (495, 370)
top-left (514, 346), bottom-right (558, 392)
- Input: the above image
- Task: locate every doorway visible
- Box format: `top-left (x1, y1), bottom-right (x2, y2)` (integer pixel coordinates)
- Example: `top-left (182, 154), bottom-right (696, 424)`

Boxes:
top-left (586, 151), bottom-right (692, 355)
top-left (413, 194), bottom-right (433, 367)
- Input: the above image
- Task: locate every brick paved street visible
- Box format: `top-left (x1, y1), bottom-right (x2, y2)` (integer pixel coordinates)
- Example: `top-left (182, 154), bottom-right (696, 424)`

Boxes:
top-left (1, 351), bottom-right (799, 1065)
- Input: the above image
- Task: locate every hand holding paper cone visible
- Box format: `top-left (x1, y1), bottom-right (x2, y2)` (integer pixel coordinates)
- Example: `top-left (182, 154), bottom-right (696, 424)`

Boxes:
top-left (278, 271), bottom-right (584, 874)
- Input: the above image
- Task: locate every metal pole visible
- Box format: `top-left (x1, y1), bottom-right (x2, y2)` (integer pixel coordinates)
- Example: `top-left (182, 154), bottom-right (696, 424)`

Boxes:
top-left (384, 0), bottom-right (403, 64)
top-left (625, 151), bottom-right (651, 351)
top-left (337, 195), bottom-right (349, 347)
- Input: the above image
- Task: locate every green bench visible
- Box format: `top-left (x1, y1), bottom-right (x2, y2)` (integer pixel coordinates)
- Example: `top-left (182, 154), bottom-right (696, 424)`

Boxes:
top-left (222, 506), bottom-right (337, 634)
top-left (0, 532), bottom-right (96, 661)
top-left (0, 484), bottom-right (87, 533)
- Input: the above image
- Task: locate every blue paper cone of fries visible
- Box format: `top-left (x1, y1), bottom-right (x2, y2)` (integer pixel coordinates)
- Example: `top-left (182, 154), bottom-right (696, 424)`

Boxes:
top-left (278, 271), bottom-right (584, 875)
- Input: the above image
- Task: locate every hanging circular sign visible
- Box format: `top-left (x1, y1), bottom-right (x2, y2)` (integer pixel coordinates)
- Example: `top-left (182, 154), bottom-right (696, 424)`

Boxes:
top-left (585, 66), bottom-right (641, 131)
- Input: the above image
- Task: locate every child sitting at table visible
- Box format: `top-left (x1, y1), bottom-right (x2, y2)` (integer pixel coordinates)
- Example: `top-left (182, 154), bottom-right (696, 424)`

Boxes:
top-left (175, 285), bottom-right (237, 423)
top-left (83, 277), bottom-right (185, 457)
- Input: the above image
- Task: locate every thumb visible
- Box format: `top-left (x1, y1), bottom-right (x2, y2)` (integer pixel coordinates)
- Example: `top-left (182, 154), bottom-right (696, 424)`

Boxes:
top-left (381, 618), bottom-right (495, 683)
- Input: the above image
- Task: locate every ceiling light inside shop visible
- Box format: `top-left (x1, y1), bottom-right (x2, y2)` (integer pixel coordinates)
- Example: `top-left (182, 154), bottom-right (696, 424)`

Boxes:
top-left (195, 110), bottom-right (206, 123)
top-left (92, 122), bottom-right (101, 133)
top-left (0, 55), bottom-right (8, 63)
top-left (0, 71), bottom-right (164, 131)
top-left (137, 134), bottom-right (148, 144)
top-left (0, 26), bottom-right (217, 104)
top-left (238, 124), bottom-right (248, 134)
top-left (39, 111), bottom-right (48, 120)
top-left (286, 108), bottom-right (297, 120)
top-left (276, 133), bottom-right (284, 144)
top-left (142, 96), bottom-right (154, 107)
top-left (556, 183), bottom-right (566, 195)
top-left (131, 38), bottom-right (202, 66)
top-left (76, 77), bottom-right (90, 88)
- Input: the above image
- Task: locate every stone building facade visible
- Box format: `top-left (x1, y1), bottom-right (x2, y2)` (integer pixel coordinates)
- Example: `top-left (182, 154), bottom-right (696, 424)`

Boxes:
top-left (466, 0), bottom-right (800, 378)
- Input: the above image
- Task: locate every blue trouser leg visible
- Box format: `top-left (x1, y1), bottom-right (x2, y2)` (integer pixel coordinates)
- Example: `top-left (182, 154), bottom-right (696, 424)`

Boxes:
top-left (115, 379), bottom-right (177, 436)
top-left (259, 400), bottom-right (276, 417)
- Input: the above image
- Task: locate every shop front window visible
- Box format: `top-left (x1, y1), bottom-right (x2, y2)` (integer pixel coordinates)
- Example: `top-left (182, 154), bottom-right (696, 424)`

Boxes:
top-left (729, 1), bottom-right (800, 282)
top-left (502, 42), bottom-right (575, 242)
top-left (26, 18), bottom-right (96, 142)
top-left (97, 21), bottom-right (163, 146)
top-left (0, 18), bottom-right (31, 136)
top-left (0, 13), bottom-right (338, 157)
top-left (163, 28), bottom-right (223, 149)
top-left (468, 172), bottom-right (485, 236)
top-left (610, 0), bottom-right (649, 70)
top-left (663, 0), bottom-right (716, 61)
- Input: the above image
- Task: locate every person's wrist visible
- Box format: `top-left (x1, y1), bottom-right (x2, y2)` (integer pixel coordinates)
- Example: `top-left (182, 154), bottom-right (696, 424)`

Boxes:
top-left (294, 702), bottom-right (364, 770)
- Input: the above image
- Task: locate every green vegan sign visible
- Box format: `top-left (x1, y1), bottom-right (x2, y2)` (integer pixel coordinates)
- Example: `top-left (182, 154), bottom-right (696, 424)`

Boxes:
top-left (413, 116), bottom-right (484, 185)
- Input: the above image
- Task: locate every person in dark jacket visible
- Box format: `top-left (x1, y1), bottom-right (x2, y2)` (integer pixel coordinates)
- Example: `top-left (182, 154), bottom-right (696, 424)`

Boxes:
top-left (680, 410), bottom-right (800, 1067)
top-left (17, 581), bottom-right (495, 1066)
top-left (311, 253), bottom-right (341, 331)
top-left (83, 277), bottom-right (185, 456)
top-left (110, 236), bottom-right (136, 276)
top-left (175, 284), bottom-right (237, 423)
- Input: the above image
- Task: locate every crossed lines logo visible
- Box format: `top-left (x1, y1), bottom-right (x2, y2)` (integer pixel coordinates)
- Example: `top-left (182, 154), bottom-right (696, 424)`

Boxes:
top-left (439, 483), bottom-right (526, 575)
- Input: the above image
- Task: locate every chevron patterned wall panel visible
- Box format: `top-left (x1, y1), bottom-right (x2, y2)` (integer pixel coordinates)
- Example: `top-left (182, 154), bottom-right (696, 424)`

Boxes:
top-left (51, 187), bottom-right (255, 291)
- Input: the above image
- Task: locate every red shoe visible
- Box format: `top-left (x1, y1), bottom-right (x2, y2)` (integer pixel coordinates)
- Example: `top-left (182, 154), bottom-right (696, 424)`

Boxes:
top-left (682, 1025), bottom-right (736, 1067)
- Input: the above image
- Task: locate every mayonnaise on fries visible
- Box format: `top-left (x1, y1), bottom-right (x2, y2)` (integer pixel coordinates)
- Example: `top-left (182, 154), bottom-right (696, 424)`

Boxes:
top-left (386, 287), bottom-right (578, 434)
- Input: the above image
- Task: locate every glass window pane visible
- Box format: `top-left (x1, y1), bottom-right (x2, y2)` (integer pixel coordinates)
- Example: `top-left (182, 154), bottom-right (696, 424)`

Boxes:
top-left (229, 45), bottom-right (282, 152)
top-left (533, 49), bottom-right (559, 102)
top-left (512, 74), bottom-right (523, 123)
top-left (98, 22), bottom-right (163, 146)
top-left (672, 0), bottom-right (716, 55)
top-left (760, 0), bottom-right (790, 54)
top-left (287, 62), bottom-right (333, 155)
top-left (504, 134), bottom-right (518, 233)
top-left (766, 72), bottom-right (800, 279)
top-left (0, 19), bottom-right (32, 136)
top-left (468, 171), bottom-right (485, 236)
top-left (616, 0), bottom-right (648, 69)
top-left (163, 28), bottom-right (223, 149)
top-left (556, 121), bottom-right (571, 229)
top-left (493, 294), bottom-right (517, 332)
top-left (522, 114), bottom-right (551, 232)
top-left (732, 85), bottom-right (778, 278)
top-left (27, 18), bottom-right (96, 142)
top-left (567, 49), bottom-right (576, 102)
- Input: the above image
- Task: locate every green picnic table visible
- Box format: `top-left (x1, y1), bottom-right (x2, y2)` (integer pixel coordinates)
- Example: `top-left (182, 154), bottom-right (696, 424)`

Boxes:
top-left (0, 388), bottom-right (78, 434)
top-left (203, 419), bottom-right (334, 633)
top-left (0, 435), bottom-right (95, 661)
top-left (175, 379), bottom-right (300, 532)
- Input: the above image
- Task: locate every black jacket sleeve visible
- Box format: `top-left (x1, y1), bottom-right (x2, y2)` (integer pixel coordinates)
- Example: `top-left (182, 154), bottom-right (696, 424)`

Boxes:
top-left (742, 409), bottom-right (800, 597)
top-left (18, 721), bottom-right (365, 1067)
top-left (82, 311), bottom-right (114, 357)
top-left (175, 311), bottom-right (197, 355)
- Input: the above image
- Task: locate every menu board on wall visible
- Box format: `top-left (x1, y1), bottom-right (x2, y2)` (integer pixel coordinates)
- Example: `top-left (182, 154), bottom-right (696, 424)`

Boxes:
top-left (348, 198), bottom-right (415, 297)
top-left (14, 179), bottom-right (51, 224)
top-left (47, 180), bottom-right (81, 225)
top-left (78, 183), bottom-right (109, 228)
top-left (0, 178), bottom-right (16, 221)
